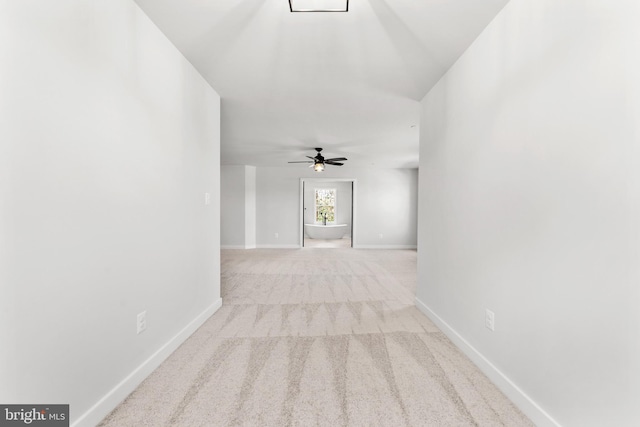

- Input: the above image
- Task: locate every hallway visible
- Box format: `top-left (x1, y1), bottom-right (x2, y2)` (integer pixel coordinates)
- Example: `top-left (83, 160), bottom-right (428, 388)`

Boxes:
top-left (100, 249), bottom-right (532, 426)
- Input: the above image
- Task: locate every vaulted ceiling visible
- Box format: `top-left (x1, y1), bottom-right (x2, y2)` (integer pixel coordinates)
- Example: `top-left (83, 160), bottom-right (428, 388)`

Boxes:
top-left (134, 0), bottom-right (509, 168)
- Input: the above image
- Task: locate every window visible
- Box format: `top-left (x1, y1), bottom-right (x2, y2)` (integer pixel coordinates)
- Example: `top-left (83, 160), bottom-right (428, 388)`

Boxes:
top-left (315, 189), bottom-right (336, 223)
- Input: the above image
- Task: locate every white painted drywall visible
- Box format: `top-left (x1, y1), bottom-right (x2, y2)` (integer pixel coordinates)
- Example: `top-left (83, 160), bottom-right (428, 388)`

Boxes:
top-left (221, 165), bottom-right (247, 247)
top-left (245, 166), bottom-right (257, 249)
top-left (256, 167), bottom-right (417, 248)
top-left (417, 1), bottom-right (640, 426)
top-left (0, 1), bottom-right (221, 425)
top-left (221, 165), bottom-right (256, 248)
top-left (304, 181), bottom-right (352, 237)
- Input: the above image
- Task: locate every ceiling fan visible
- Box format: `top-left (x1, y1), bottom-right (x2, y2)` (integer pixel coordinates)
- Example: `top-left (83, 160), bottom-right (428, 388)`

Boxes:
top-left (288, 147), bottom-right (348, 172)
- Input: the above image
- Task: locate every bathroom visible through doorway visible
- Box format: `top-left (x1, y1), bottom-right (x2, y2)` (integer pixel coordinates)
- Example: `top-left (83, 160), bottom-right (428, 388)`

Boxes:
top-left (300, 178), bottom-right (356, 248)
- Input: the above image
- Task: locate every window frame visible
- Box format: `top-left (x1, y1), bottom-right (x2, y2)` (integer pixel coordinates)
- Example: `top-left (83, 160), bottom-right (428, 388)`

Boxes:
top-left (314, 188), bottom-right (337, 224)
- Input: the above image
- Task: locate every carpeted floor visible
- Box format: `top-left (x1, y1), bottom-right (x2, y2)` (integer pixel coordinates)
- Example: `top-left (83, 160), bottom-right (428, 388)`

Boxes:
top-left (99, 249), bottom-right (533, 426)
top-left (303, 237), bottom-right (352, 248)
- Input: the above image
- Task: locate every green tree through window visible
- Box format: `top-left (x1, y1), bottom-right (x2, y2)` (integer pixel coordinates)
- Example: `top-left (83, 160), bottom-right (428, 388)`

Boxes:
top-left (315, 189), bottom-right (336, 223)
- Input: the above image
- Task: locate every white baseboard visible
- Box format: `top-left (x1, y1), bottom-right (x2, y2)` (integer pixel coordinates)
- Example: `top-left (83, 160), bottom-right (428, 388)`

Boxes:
top-left (354, 245), bottom-right (417, 249)
top-left (414, 298), bottom-right (560, 427)
top-left (221, 245), bottom-right (248, 249)
top-left (72, 298), bottom-right (223, 427)
top-left (256, 244), bottom-right (300, 249)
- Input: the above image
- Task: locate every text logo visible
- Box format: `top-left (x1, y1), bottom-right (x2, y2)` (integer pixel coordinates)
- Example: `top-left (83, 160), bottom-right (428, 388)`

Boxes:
top-left (0, 405), bottom-right (68, 427)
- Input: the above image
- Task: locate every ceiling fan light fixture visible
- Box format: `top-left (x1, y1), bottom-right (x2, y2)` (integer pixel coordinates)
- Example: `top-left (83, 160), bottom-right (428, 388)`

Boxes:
top-left (314, 162), bottom-right (325, 172)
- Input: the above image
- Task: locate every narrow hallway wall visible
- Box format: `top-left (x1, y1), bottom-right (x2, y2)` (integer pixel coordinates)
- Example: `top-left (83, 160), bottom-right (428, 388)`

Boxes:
top-left (417, 1), bottom-right (640, 425)
top-left (0, 1), bottom-right (221, 425)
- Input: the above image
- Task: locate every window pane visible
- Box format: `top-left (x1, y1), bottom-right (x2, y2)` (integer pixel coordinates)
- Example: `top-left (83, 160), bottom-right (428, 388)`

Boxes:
top-left (315, 189), bottom-right (336, 222)
top-left (316, 189), bottom-right (335, 206)
top-left (316, 206), bottom-right (335, 222)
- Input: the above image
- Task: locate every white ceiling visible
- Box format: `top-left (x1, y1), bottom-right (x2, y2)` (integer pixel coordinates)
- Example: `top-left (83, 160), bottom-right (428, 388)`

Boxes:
top-left (134, 0), bottom-right (509, 168)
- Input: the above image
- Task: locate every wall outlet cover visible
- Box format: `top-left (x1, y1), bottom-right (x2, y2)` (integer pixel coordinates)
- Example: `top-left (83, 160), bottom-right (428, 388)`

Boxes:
top-left (485, 309), bottom-right (495, 331)
top-left (137, 311), bottom-right (147, 334)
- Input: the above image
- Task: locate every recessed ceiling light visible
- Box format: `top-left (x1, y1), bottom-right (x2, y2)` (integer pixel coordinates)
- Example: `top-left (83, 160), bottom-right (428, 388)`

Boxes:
top-left (289, 0), bottom-right (349, 13)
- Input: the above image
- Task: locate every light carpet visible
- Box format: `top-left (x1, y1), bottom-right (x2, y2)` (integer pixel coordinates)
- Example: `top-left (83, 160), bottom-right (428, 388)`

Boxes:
top-left (303, 237), bottom-right (352, 248)
top-left (99, 249), bottom-right (533, 426)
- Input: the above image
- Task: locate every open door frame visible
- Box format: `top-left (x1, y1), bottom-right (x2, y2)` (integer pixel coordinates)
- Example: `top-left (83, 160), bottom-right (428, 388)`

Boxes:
top-left (299, 178), bottom-right (357, 248)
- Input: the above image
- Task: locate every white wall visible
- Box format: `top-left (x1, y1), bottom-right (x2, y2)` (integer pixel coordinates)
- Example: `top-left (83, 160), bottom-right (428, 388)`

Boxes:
top-left (244, 166), bottom-right (257, 248)
top-left (256, 167), bottom-right (417, 248)
top-left (0, 1), bottom-right (221, 426)
top-left (221, 165), bottom-right (256, 248)
top-left (417, 1), bottom-right (640, 426)
top-left (221, 165), bottom-right (247, 247)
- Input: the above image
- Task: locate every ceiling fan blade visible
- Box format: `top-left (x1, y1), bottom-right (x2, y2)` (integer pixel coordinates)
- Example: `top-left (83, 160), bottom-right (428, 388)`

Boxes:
top-left (288, 148), bottom-right (344, 168)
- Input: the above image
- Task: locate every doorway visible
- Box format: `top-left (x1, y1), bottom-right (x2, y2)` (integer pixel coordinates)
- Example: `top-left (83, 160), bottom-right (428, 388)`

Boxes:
top-left (300, 178), bottom-right (356, 248)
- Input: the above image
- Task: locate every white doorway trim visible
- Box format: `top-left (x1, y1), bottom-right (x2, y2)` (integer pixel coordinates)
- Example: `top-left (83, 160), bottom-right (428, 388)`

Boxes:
top-left (299, 178), bottom-right (357, 248)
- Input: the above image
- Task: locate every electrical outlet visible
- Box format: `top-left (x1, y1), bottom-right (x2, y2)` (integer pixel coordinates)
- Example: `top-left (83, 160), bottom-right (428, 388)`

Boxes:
top-left (485, 309), bottom-right (495, 331)
top-left (379, 233), bottom-right (383, 239)
top-left (137, 311), bottom-right (147, 334)
top-left (204, 192), bottom-right (211, 205)
top-left (275, 232), bottom-right (279, 239)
